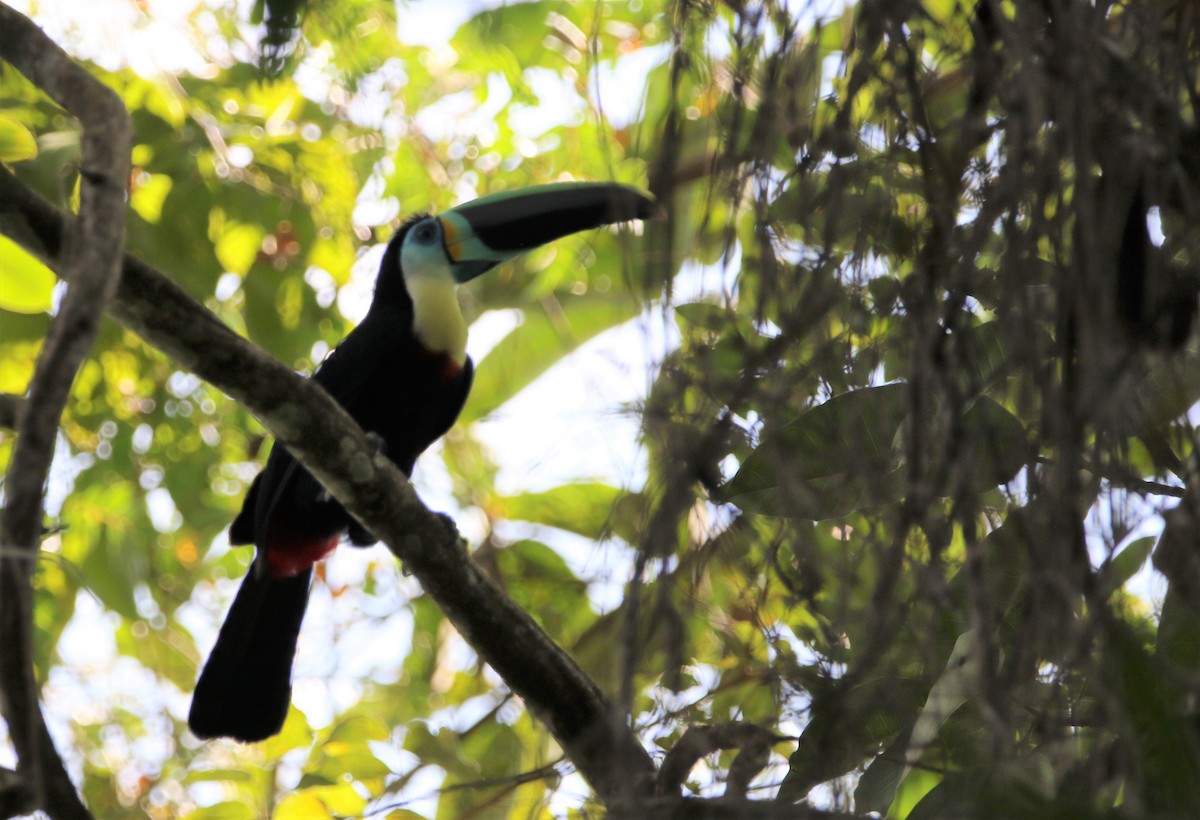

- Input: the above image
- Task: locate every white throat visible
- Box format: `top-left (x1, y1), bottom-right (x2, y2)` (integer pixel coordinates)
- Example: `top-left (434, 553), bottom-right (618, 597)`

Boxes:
top-left (405, 276), bottom-right (467, 365)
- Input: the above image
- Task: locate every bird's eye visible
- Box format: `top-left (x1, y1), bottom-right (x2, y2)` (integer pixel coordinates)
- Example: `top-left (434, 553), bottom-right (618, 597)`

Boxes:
top-left (413, 221), bottom-right (438, 244)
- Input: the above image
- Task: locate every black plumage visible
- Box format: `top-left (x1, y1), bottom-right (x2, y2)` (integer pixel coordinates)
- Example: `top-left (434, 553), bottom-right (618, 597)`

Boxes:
top-left (189, 219), bottom-right (472, 742)
top-left (188, 182), bottom-right (654, 743)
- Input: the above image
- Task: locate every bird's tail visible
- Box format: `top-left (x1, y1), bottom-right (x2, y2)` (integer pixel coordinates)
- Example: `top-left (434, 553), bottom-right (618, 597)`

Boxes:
top-left (188, 565), bottom-right (312, 742)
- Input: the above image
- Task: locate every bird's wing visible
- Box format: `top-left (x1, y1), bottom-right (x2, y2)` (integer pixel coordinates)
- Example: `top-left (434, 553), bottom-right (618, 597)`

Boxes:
top-left (228, 474), bottom-right (260, 545)
top-left (233, 320), bottom-right (405, 552)
top-left (234, 319), bottom-right (472, 554)
top-left (309, 317), bottom-right (406, 406)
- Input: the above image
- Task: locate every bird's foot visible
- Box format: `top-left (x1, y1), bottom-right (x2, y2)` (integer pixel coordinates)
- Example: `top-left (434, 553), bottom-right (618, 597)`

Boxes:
top-left (434, 512), bottom-right (461, 543)
top-left (365, 431), bottom-right (387, 456)
top-left (347, 522), bottom-right (378, 547)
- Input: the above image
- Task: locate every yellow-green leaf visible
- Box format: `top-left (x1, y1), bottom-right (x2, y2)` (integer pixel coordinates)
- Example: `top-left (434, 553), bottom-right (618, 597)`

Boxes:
top-left (263, 704), bottom-right (315, 757)
top-left (502, 483), bottom-right (631, 541)
top-left (299, 784), bottom-right (367, 816)
top-left (0, 114), bottom-right (37, 162)
top-left (183, 801), bottom-right (257, 820)
top-left (274, 792), bottom-right (333, 820)
top-left (0, 235), bottom-right (56, 314)
top-left (215, 224), bottom-right (265, 275)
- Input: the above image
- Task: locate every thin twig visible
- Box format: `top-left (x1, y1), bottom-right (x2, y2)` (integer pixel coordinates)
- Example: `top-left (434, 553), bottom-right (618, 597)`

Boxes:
top-left (0, 6), bottom-right (131, 820)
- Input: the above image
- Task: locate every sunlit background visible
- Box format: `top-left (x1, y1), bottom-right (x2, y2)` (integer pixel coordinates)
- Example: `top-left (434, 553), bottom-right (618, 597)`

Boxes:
top-left (2, 0), bottom-right (1191, 816)
top-left (4, 0), bottom-right (762, 814)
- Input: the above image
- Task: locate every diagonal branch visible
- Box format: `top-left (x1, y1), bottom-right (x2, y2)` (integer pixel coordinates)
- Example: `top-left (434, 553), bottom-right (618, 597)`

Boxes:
top-left (0, 164), bottom-right (657, 805)
top-left (0, 5), bottom-right (131, 819)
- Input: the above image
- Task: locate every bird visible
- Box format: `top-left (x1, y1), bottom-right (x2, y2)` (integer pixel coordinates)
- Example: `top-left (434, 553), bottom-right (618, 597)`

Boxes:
top-left (188, 182), bottom-right (654, 742)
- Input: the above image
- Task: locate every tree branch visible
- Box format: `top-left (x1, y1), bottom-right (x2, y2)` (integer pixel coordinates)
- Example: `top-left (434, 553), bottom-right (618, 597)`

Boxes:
top-left (0, 169), bottom-right (657, 807)
top-left (0, 6), bottom-right (131, 819)
top-left (656, 722), bottom-right (788, 799)
top-left (0, 766), bottom-right (33, 817)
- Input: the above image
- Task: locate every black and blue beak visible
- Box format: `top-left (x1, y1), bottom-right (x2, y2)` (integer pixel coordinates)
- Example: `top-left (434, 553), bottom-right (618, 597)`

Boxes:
top-left (437, 182), bottom-right (655, 283)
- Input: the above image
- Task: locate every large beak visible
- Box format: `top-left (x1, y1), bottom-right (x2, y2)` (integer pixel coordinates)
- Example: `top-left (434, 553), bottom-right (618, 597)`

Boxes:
top-left (438, 182), bottom-right (655, 283)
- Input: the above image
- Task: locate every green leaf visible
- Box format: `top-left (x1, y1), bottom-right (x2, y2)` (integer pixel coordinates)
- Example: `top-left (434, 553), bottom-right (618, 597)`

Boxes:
top-left (291, 784), bottom-right (366, 816)
top-left (779, 672), bottom-right (923, 802)
top-left (451, 1), bottom-right (562, 85)
top-left (889, 767), bottom-right (942, 819)
top-left (0, 113), bottom-right (37, 162)
top-left (901, 631), bottom-right (983, 779)
top-left (274, 792), bottom-right (333, 820)
top-left (308, 711), bottom-right (394, 784)
top-left (943, 395), bottom-right (1027, 494)
top-left (461, 295), bottom-right (640, 424)
top-left (184, 802), bottom-right (257, 820)
top-left (1102, 357), bottom-right (1200, 438)
top-left (326, 713), bottom-right (389, 745)
top-left (1103, 618), bottom-right (1200, 813)
top-left (263, 704), bottom-right (314, 757)
top-left (674, 301), bottom-right (760, 340)
top-left (727, 386), bottom-right (1026, 518)
top-left (501, 482), bottom-right (630, 541)
top-left (183, 769), bottom-right (254, 784)
top-left (854, 734), bottom-right (909, 814)
top-left (115, 621), bottom-right (197, 691)
top-left (214, 223), bottom-right (264, 275)
top-left (956, 320), bottom-right (1051, 391)
top-left (1098, 536), bottom-right (1154, 598)
top-left (129, 173), bottom-right (173, 224)
top-left (1157, 586), bottom-right (1200, 674)
top-left (0, 235), bottom-right (56, 314)
top-left (313, 748), bottom-right (393, 783)
top-left (0, 310), bottom-right (50, 343)
top-left (495, 540), bottom-right (592, 638)
top-left (72, 486), bottom-right (144, 621)
top-left (723, 384), bottom-right (908, 518)
top-left (404, 722), bottom-right (475, 776)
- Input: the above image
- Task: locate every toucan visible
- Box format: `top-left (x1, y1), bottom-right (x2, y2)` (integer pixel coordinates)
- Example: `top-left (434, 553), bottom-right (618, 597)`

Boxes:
top-left (188, 182), bottom-right (653, 742)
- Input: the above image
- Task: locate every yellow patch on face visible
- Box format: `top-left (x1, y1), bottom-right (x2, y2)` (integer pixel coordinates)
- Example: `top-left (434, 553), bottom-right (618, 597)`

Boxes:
top-left (439, 216), bottom-right (461, 260)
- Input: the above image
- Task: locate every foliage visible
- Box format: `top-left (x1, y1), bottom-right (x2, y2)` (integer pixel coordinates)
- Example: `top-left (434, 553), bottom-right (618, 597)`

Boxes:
top-left (2, 0), bottom-right (1200, 817)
